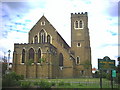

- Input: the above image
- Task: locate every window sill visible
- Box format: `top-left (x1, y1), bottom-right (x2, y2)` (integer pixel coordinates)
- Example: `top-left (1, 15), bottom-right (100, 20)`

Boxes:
top-left (74, 28), bottom-right (83, 30)
top-left (37, 63), bottom-right (41, 65)
top-left (31, 63), bottom-right (34, 65)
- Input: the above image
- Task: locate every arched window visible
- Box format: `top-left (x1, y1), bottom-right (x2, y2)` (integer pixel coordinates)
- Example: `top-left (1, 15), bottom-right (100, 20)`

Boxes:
top-left (41, 21), bottom-right (45, 26)
top-left (59, 53), bottom-right (63, 66)
top-left (76, 56), bottom-right (80, 64)
top-left (47, 35), bottom-right (51, 43)
top-left (39, 30), bottom-right (46, 43)
top-left (77, 43), bottom-right (81, 47)
top-left (22, 49), bottom-right (25, 63)
top-left (79, 20), bottom-right (83, 28)
top-left (75, 21), bottom-right (79, 28)
top-left (34, 35), bottom-right (38, 44)
top-left (38, 49), bottom-right (41, 62)
top-left (29, 48), bottom-right (34, 60)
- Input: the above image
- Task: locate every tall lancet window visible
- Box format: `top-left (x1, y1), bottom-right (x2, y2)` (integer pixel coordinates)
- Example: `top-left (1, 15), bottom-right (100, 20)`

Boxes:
top-left (39, 30), bottom-right (46, 43)
top-left (75, 21), bottom-right (79, 28)
top-left (76, 56), bottom-right (80, 64)
top-left (47, 35), bottom-right (51, 43)
top-left (34, 35), bottom-right (38, 44)
top-left (22, 49), bottom-right (25, 63)
top-left (29, 48), bottom-right (34, 60)
top-left (79, 20), bottom-right (83, 28)
top-left (59, 53), bottom-right (63, 66)
top-left (38, 48), bottom-right (41, 63)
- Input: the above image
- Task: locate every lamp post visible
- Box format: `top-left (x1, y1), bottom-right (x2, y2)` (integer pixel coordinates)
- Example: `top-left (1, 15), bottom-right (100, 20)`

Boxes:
top-left (7, 50), bottom-right (11, 70)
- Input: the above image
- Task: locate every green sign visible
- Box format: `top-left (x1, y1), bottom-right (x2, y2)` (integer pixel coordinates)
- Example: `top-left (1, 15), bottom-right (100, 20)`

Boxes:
top-left (112, 70), bottom-right (116, 77)
top-left (98, 58), bottom-right (115, 70)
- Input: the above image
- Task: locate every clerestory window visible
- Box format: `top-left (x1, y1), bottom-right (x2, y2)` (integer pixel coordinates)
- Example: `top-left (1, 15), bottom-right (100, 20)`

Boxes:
top-left (39, 30), bottom-right (46, 43)
top-left (47, 35), bottom-right (51, 43)
top-left (34, 35), bottom-right (38, 44)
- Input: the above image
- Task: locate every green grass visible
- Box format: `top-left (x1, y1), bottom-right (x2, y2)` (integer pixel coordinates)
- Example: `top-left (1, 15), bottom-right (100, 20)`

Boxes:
top-left (22, 78), bottom-right (119, 88)
top-left (25, 78), bottom-right (102, 82)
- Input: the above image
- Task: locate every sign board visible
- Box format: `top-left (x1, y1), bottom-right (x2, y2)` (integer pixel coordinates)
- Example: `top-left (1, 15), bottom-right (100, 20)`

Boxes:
top-left (98, 57), bottom-right (115, 70)
top-left (112, 70), bottom-right (116, 77)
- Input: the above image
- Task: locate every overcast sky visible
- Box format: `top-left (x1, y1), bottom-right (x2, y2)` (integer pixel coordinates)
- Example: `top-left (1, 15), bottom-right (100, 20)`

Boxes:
top-left (0, 0), bottom-right (119, 68)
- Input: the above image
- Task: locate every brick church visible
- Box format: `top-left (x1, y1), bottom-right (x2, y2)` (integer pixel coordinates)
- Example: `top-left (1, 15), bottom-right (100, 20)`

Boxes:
top-left (12, 12), bottom-right (92, 78)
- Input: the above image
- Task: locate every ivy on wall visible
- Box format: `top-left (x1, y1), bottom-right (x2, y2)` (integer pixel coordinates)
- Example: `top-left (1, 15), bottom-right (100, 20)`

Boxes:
top-left (38, 58), bottom-right (45, 63)
top-left (25, 58), bottom-right (46, 65)
top-left (26, 59), bottom-right (34, 65)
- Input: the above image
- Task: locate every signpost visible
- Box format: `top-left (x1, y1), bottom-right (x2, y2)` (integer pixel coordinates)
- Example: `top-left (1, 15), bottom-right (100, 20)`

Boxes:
top-left (100, 69), bottom-right (102, 88)
top-left (111, 70), bottom-right (116, 89)
top-left (98, 56), bottom-right (116, 89)
top-left (112, 70), bottom-right (116, 78)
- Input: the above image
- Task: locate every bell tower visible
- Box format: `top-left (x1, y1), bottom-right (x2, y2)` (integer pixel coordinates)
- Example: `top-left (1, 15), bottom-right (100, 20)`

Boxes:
top-left (71, 12), bottom-right (92, 77)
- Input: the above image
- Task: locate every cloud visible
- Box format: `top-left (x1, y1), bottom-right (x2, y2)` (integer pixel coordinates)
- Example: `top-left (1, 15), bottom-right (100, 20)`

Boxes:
top-left (1, 3), bottom-right (28, 39)
top-left (100, 44), bottom-right (118, 47)
top-left (0, 31), bottom-right (28, 62)
top-left (92, 44), bottom-right (118, 67)
top-left (2, 2), bottom-right (31, 13)
top-left (104, 1), bottom-right (118, 17)
top-left (27, 0), bottom-right (46, 9)
top-left (107, 30), bottom-right (118, 36)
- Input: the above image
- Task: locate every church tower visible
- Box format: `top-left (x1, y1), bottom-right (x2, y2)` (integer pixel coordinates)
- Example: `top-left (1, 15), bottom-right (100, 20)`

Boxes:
top-left (71, 12), bottom-right (92, 77)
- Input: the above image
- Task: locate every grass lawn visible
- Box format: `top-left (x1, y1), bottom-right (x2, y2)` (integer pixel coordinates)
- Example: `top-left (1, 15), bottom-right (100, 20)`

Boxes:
top-left (23, 78), bottom-right (119, 88)
top-left (25, 78), bottom-right (107, 82)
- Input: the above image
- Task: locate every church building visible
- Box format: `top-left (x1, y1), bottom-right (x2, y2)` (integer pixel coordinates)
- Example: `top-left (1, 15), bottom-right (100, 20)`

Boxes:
top-left (12, 12), bottom-right (92, 78)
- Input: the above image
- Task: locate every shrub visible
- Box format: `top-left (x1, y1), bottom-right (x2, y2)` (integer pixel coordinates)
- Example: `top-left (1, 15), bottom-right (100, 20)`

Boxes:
top-left (102, 72), bottom-right (107, 78)
top-left (114, 73), bottom-right (120, 84)
top-left (2, 63), bottom-right (7, 75)
top-left (34, 82), bottom-right (39, 86)
top-left (94, 71), bottom-right (100, 78)
top-left (106, 73), bottom-right (111, 80)
top-left (58, 81), bottom-right (64, 86)
top-left (34, 81), bottom-right (52, 88)
top-left (19, 75), bottom-right (24, 80)
top-left (2, 77), bottom-right (17, 87)
top-left (64, 83), bottom-right (71, 86)
top-left (26, 59), bottom-right (34, 65)
top-left (38, 58), bottom-right (45, 63)
top-left (20, 81), bottom-right (31, 88)
top-left (78, 83), bottom-right (83, 86)
top-left (118, 73), bottom-right (120, 84)
top-left (51, 82), bottom-right (56, 86)
top-left (2, 72), bottom-right (23, 87)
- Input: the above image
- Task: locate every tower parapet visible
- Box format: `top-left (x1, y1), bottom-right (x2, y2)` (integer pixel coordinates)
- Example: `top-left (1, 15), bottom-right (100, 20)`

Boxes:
top-left (71, 12), bottom-right (88, 17)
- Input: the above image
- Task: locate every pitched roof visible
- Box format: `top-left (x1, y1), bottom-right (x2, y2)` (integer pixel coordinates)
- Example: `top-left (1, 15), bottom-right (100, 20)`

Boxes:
top-left (29, 15), bottom-right (70, 48)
